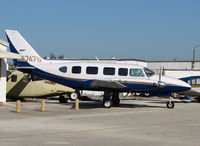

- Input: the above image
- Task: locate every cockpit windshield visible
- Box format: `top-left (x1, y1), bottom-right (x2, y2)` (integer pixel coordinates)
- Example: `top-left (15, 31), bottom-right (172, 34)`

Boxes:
top-left (143, 67), bottom-right (155, 77)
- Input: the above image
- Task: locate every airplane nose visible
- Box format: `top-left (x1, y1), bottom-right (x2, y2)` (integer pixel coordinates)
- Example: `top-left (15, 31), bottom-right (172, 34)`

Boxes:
top-left (181, 81), bottom-right (191, 90)
top-left (173, 79), bottom-right (191, 92)
top-left (161, 76), bottom-right (191, 92)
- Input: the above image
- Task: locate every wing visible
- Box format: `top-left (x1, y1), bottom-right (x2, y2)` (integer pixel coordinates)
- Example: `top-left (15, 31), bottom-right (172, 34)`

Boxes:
top-left (90, 79), bottom-right (126, 89)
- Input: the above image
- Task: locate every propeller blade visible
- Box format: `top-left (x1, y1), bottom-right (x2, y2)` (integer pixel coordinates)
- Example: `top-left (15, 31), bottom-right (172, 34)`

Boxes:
top-left (159, 67), bottom-right (162, 81)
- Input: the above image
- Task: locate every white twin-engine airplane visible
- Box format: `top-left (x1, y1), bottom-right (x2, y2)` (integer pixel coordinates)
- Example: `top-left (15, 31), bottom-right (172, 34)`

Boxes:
top-left (5, 30), bottom-right (191, 108)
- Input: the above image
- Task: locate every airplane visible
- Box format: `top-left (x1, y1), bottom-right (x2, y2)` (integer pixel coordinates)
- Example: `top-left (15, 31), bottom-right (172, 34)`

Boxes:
top-left (5, 29), bottom-right (191, 108)
top-left (178, 76), bottom-right (200, 102)
top-left (0, 39), bottom-right (22, 103)
top-left (7, 70), bottom-right (75, 103)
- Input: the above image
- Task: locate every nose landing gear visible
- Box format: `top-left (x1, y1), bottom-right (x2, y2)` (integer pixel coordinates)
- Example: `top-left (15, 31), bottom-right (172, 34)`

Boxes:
top-left (166, 96), bottom-right (175, 108)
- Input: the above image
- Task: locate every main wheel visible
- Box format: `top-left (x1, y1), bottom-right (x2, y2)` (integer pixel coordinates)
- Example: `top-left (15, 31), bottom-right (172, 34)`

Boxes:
top-left (135, 93), bottom-right (141, 96)
top-left (70, 92), bottom-right (78, 101)
top-left (144, 93), bottom-right (150, 97)
top-left (166, 101), bottom-right (175, 108)
top-left (103, 101), bottom-right (112, 108)
top-left (59, 95), bottom-right (67, 103)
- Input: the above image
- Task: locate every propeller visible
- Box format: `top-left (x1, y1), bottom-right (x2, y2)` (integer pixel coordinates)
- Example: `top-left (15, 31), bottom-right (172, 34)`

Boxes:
top-left (155, 67), bottom-right (166, 88)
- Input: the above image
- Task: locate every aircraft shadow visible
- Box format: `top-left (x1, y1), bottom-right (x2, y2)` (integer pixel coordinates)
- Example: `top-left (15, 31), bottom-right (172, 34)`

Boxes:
top-left (7, 97), bottom-right (166, 109)
top-left (112, 103), bottom-right (165, 108)
top-left (71, 101), bottom-right (166, 109)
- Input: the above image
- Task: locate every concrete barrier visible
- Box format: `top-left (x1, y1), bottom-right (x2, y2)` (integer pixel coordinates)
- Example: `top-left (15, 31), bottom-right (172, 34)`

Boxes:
top-left (41, 99), bottom-right (45, 112)
top-left (16, 100), bottom-right (20, 113)
top-left (75, 98), bottom-right (79, 110)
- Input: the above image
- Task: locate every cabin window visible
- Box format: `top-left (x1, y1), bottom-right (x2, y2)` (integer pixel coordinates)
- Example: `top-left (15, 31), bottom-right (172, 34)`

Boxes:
top-left (103, 67), bottom-right (115, 75)
top-left (72, 66), bottom-right (81, 74)
top-left (86, 67), bottom-right (98, 74)
top-left (118, 68), bottom-right (128, 76)
top-left (11, 75), bottom-right (17, 82)
top-left (130, 68), bottom-right (144, 77)
top-left (59, 66), bottom-right (67, 73)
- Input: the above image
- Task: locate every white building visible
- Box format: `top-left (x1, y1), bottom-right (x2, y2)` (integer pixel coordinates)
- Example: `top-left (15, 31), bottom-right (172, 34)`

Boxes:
top-left (147, 60), bottom-right (200, 79)
top-left (0, 39), bottom-right (21, 104)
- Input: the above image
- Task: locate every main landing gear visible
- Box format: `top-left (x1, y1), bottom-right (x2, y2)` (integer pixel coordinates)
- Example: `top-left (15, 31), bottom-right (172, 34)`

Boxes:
top-left (69, 90), bottom-right (81, 101)
top-left (103, 91), bottom-right (120, 108)
top-left (59, 90), bottom-right (81, 103)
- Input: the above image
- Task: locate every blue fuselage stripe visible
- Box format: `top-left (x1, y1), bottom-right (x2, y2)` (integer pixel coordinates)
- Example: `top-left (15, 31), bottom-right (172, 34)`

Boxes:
top-left (23, 67), bottom-right (189, 93)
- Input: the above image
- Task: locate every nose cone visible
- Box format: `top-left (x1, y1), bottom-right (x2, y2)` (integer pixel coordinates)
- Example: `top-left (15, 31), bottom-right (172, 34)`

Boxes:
top-left (162, 76), bottom-right (191, 92)
top-left (176, 80), bottom-right (191, 91)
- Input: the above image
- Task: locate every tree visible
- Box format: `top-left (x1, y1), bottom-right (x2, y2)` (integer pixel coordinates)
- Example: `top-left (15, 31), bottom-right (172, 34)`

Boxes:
top-left (58, 55), bottom-right (64, 59)
top-left (50, 52), bottom-right (56, 59)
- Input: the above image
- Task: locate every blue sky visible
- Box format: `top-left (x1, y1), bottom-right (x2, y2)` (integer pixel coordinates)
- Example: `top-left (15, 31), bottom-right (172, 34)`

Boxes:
top-left (1, 0), bottom-right (200, 60)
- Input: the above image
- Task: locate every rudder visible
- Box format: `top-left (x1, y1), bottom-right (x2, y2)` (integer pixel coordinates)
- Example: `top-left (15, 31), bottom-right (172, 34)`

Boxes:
top-left (5, 30), bottom-right (44, 67)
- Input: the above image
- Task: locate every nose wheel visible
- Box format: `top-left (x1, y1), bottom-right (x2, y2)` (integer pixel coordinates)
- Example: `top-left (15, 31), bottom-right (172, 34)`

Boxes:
top-left (166, 97), bottom-right (175, 108)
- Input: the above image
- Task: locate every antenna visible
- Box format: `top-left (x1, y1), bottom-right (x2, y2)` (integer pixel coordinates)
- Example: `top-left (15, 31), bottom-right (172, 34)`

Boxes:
top-left (95, 57), bottom-right (100, 62)
top-left (192, 45), bottom-right (200, 69)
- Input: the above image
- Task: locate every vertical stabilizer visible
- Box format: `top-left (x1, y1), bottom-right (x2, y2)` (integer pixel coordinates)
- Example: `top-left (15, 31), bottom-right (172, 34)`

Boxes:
top-left (5, 30), bottom-right (45, 67)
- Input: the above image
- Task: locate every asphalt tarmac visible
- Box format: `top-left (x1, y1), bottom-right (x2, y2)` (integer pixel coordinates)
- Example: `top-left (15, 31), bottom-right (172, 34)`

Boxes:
top-left (0, 97), bottom-right (200, 146)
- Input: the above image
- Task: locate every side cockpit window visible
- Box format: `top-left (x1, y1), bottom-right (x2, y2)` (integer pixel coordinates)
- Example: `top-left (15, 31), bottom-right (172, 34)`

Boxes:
top-left (59, 66), bottom-right (67, 73)
top-left (130, 68), bottom-right (144, 77)
top-left (143, 67), bottom-right (155, 77)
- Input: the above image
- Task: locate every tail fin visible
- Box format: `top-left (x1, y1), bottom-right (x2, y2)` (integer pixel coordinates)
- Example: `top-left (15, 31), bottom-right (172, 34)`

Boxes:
top-left (5, 30), bottom-right (45, 67)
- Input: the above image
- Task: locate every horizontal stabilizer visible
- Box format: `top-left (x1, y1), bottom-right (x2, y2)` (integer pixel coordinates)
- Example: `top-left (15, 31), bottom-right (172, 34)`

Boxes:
top-left (16, 66), bottom-right (35, 73)
top-left (0, 39), bottom-right (21, 59)
top-left (0, 50), bottom-right (21, 59)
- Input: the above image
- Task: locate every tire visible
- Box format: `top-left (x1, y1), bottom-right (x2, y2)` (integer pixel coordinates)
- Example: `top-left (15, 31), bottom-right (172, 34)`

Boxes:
top-left (59, 96), bottom-right (67, 103)
top-left (166, 101), bottom-right (175, 108)
top-left (103, 101), bottom-right (112, 108)
top-left (70, 92), bottom-right (78, 101)
top-left (135, 93), bottom-right (141, 96)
